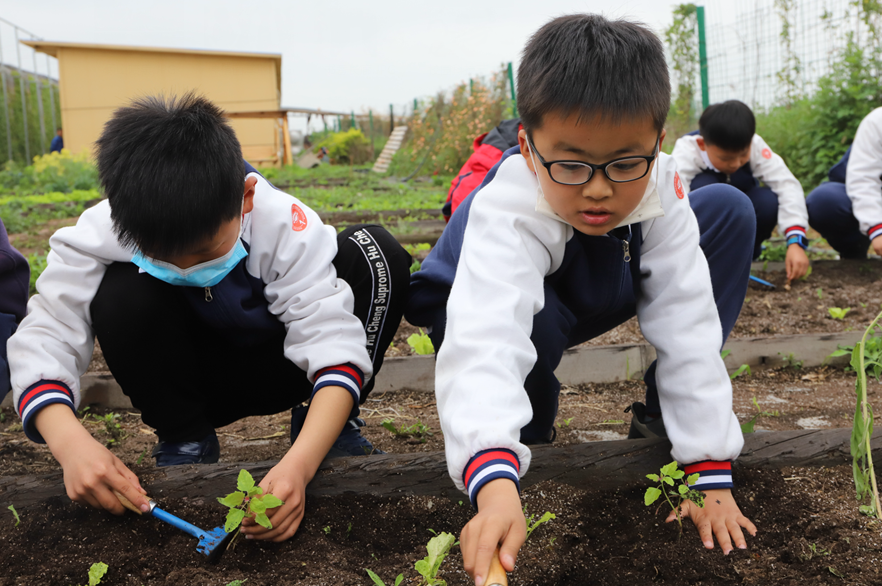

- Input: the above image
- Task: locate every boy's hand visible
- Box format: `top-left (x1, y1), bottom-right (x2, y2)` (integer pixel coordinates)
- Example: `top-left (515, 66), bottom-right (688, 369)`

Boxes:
top-left (37, 403), bottom-right (148, 514)
top-left (241, 384), bottom-right (353, 542)
top-left (872, 235), bottom-right (882, 257)
top-left (667, 488), bottom-right (756, 554)
top-left (240, 460), bottom-right (308, 542)
top-left (785, 244), bottom-right (810, 281)
top-left (461, 478), bottom-right (526, 586)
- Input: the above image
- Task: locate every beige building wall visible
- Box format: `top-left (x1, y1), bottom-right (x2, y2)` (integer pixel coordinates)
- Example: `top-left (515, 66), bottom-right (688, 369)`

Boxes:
top-left (24, 42), bottom-right (282, 164)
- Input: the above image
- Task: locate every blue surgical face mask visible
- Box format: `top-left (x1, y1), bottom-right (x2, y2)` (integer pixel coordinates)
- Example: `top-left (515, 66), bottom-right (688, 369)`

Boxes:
top-left (131, 215), bottom-right (248, 288)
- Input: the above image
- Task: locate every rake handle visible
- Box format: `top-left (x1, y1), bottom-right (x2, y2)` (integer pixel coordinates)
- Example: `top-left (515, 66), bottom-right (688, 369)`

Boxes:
top-left (114, 490), bottom-right (149, 515)
top-left (486, 547), bottom-right (508, 586)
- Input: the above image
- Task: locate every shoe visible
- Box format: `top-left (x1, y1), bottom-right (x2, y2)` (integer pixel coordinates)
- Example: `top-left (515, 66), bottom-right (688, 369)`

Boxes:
top-left (625, 402), bottom-right (668, 439)
top-left (290, 405), bottom-right (385, 457)
top-left (152, 431), bottom-right (220, 466)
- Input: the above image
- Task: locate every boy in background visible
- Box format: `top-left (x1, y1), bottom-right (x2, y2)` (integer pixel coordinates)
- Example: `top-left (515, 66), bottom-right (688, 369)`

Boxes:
top-left (8, 94), bottom-right (410, 542)
top-left (672, 100), bottom-right (810, 281)
top-left (806, 107), bottom-right (882, 259)
top-left (408, 15), bottom-right (757, 586)
top-left (0, 218), bottom-right (29, 404)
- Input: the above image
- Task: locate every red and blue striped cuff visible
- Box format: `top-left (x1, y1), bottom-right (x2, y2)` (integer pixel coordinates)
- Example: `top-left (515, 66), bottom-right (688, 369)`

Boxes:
top-left (463, 448), bottom-right (521, 508)
top-left (869, 223), bottom-right (882, 241)
top-left (17, 380), bottom-right (76, 444)
top-left (784, 226), bottom-right (806, 238)
top-left (684, 460), bottom-right (734, 490)
top-left (313, 363), bottom-right (364, 410)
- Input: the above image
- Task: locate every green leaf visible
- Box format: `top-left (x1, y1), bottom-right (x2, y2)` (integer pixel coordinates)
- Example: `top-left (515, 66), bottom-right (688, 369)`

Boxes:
top-left (247, 486), bottom-right (264, 497)
top-left (663, 477), bottom-right (674, 486)
top-left (365, 569), bottom-right (386, 586)
top-left (686, 473), bottom-right (700, 486)
top-left (670, 470), bottom-right (685, 480)
top-left (646, 473), bottom-right (659, 481)
top-left (7, 504), bottom-right (20, 527)
top-left (217, 492), bottom-right (245, 508)
top-left (395, 575), bottom-right (404, 586)
top-left (660, 461), bottom-right (679, 476)
top-left (225, 508), bottom-right (246, 533)
top-left (261, 494), bottom-right (284, 509)
top-left (407, 330), bottom-right (435, 355)
top-left (88, 562), bottom-right (108, 586)
top-left (237, 469), bottom-right (255, 492)
top-left (249, 498), bottom-right (267, 515)
top-left (254, 512), bottom-right (273, 529)
top-left (678, 484), bottom-right (688, 495)
top-left (721, 349), bottom-right (731, 359)
top-left (645, 487), bottom-right (662, 506)
top-left (730, 364), bottom-right (752, 379)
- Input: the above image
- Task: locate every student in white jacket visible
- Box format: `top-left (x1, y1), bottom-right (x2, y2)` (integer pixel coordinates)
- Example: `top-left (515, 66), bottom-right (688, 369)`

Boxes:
top-left (806, 107), bottom-right (882, 259)
top-left (7, 94), bottom-right (410, 542)
top-left (672, 100), bottom-right (810, 281)
top-left (407, 15), bottom-right (757, 586)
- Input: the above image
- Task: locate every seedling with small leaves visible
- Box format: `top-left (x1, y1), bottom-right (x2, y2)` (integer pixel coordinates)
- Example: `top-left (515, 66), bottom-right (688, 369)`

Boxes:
top-left (78, 562), bottom-right (108, 586)
top-left (828, 307), bottom-right (852, 320)
top-left (557, 417), bottom-right (574, 428)
top-left (381, 418), bottom-right (433, 442)
top-left (90, 412), bottom-right (126, 446)
top-left (217, 469), bottom-right (285, 548)
top-left (645, 461), bottom-right (705, 536)
top-left (779, 352), bottom-right (804, 369)
top-left (407, 329), bottom-right (435, 355)
top-left (366, 569), bottom-right (404, 586)
top-left (7, 505), bottom-right (19, 527)
top-left (730, 364), bottom-right (752, 380)
top-left (414, 531), bottom-right (457, 586)
top-left (524, 507), bottom-right (556, 540)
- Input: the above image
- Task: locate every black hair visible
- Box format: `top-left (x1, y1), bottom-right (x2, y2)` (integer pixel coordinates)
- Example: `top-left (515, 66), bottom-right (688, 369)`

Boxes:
top-left (517, 14), bottom-right (670, 133)
top-left (96, 93), bottom-right (245, 258)
top-left (698, 100), bottom-right (755, 151)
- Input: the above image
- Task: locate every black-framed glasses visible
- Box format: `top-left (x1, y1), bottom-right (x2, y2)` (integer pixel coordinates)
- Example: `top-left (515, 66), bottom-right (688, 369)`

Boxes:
top-left (526, 136), bottom-right (659, 185)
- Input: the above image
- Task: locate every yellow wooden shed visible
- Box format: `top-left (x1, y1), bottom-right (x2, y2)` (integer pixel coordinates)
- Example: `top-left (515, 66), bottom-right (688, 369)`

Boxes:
top-left (22, 40), bottom-right (285, 166)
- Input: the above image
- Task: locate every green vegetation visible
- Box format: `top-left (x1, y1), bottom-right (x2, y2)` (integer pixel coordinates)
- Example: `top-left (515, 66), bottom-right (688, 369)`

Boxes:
top-left (381, 419), bottom-right (433, 442)
top-left (407, 329), bottom-right (435, 355)
top-left (730, 364), bottom-right (752, 380)
top-left (0, 70), bottom-right (62, 164)
top-left (645, 461), bottom-right (704, 535)
top-left (0, 150), bottom-right (99, 194)
top-left (366, 569), bottom-right (404, 586)
top-left (77, 562), bottom-right (108, 586)
top-left (414, 532), bottom-right (457, 586)
top-left (524, 508), bottom-right (556, 540)
top-left (828, 307), bottom-right (852, 320)
top-left (7, 504), bottom-right (20, 527)
top-left (316, 128), bottom-right (373, 165)
top-left (217, 469), bottom-right (285, 547)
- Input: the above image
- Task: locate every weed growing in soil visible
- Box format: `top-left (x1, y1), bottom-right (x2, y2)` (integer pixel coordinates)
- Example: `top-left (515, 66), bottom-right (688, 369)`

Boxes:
top-left (381, 418), bottom-right (433, 442)
top-left (524, 508), bottom-right (556, 540)
top-left (730, 364), bottom-right (752, 380)
top-left (7, 504), bottom-right (20, 526)
top-left (217, 469), bottom-right (285, 547)
top-left (225, 581), bottom-right (247, 586)
top-left (90, 412), bottom-right (125, 446)
top-left (407, 329), bottom-right (435, 355)
top-left (557, 417), bottom-right (574, 428)
top-left (831, 310), bottom-right (882, 517)
top-left (780, 352), bottom-right (804, 369)
top-left (414, 532), bottom-right (457, 586)
top-left (741, 396), bottom-right (780, 433)
top-left (366, 568), bottom-right (404, 586)
top-left (404, 243), bottom-right (432, 274)
top-left (645, 461), bottom-right (705, 536)
top-left (829, 307), bottom-right (852, 319)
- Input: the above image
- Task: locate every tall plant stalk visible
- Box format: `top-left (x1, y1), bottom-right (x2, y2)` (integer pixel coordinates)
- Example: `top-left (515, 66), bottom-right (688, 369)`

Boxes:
top-left (853, 309), bottom-right (882, 518)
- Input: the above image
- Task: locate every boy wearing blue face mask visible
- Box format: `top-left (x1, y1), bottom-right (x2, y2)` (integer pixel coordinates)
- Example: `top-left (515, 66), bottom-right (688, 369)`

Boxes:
top-left (407, 15), bottom-right (758, 585)
top-left (7, 94), bottom-right (410, 541)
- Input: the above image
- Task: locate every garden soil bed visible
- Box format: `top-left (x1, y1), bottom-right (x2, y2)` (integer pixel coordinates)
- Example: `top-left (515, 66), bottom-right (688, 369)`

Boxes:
top-left (1, 464), bottom-right (880, 585)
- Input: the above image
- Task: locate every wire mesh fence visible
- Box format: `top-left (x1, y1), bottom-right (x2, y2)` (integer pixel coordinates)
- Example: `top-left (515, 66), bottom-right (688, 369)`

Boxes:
top-left (702, 0), bottom-right (879, 110)
top-left (0, 17), bottom-right (60, 164)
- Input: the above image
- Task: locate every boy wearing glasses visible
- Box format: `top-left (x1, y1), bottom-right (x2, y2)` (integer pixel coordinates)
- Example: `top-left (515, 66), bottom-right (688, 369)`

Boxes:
top-left (406, 14), bottom-right (757, 586)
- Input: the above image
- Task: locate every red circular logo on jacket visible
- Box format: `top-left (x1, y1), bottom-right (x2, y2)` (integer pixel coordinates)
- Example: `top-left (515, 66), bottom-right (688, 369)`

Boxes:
top-left (291, 204), bottom-right (308, 231)
top-left (674, 172), bottom-right (685, 199)
top-left (762, 148), bottom-right (772, 159)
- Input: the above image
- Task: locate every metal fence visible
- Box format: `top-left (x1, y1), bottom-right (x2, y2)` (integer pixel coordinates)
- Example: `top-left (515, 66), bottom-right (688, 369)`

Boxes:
top-left (0, 16), bottom-right (60, 164)
top-left (701, 0), bottom-right (879, 110)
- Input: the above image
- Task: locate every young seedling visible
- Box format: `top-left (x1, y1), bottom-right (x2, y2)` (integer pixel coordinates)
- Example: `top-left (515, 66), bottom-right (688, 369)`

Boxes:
top-left (366, 569), bottom-right (404, 586)
top-left (556, 417), bottom-right (574, 428)
top-left (752, 396), bottom-right (780, 418)
top-left (645, 461), bottom-right (705, 537)
top-left (78, 562), bottom-right (108, 586)
top-left (217, 469), bottom-right (285, 549)
top-left (524, 507), bottom-right (556, 540)
top-left (381, 418), bottom-right (433, 442)
top-left (407, 329), bottom-right (435, 355)
top-left (779, 352), bottom-right (804, 369)
top-left (414, 531), bottom-right (457, 586)
top-left (7, 504), bottom-right (20, 527)
top-left (816, 287), bottom-right (824, 299)
top-left (741, 396), bottom-right (779, 433)
top-left (90, 412), bottom-right (126, 446)
top-left (225, 581), bottom-right (247, 586)
top-left (828, 307), bottom-right (851, 320)
top-left (730, 364), bottom-right (752, 380)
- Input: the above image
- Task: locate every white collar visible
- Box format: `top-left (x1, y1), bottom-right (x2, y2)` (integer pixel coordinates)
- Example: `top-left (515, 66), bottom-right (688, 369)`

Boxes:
top-left (699, 147), bottom-right (719, 172)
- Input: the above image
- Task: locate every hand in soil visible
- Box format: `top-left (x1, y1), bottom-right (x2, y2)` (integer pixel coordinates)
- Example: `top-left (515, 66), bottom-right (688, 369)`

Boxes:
top-left (785, 244), bottom-right (810, 281)
top-left (37, 402), bottom-right (149, 514)
top-left (239, 463), bottom-right (306, 542)
top-left (462, 478), bottom-right (525, 586)
top-left (666, 488), bottom-right (756, 554)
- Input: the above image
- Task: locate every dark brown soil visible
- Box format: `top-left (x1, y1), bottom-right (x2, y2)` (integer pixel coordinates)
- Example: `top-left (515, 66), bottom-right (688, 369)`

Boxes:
top-left (1, 464), bottom-right (880, 585)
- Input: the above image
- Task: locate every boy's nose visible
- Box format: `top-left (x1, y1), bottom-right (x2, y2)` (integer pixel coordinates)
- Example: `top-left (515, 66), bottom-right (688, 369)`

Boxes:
top-left (580, 173), bottom-right (614, 199)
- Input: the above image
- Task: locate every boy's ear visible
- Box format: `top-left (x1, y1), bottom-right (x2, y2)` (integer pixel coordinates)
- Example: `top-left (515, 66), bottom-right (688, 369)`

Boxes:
top-left (243, 175), bottom-right (258, 215)
top-left (659, 129), bottom-right (667, 152)
top-left (696, 136), bottom-right (706, 151)
top-left (517, 128), bottom-right (536, 174)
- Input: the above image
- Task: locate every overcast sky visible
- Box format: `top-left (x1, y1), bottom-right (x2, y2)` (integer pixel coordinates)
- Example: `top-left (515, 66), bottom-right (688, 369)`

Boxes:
top-left (2, 0), bottom-right (692, 133)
